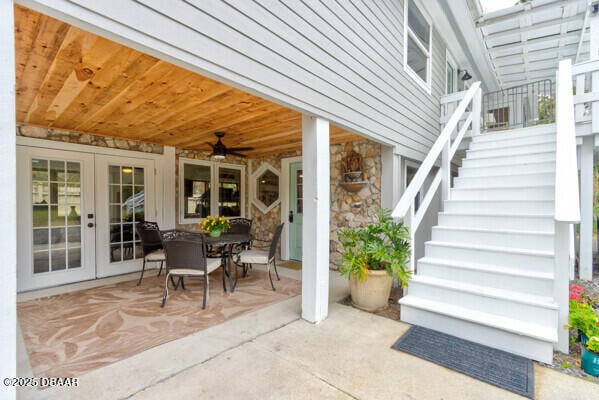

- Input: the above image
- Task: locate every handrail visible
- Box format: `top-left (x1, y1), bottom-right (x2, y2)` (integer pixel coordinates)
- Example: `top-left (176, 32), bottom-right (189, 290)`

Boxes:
top-left (555, 59), bottom-right (580, 223)
top-left (482, 79), bottom-right (554, 130)
top-left (392, 82), bottom-right (481, 220)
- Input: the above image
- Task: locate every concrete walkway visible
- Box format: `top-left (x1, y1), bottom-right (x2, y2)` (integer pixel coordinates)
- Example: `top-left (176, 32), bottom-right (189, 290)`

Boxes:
top-left (16, 268), bottom-right (599, 400)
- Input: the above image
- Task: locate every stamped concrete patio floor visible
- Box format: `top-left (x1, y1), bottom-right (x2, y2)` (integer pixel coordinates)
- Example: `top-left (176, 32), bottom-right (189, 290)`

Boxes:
top-left (17, 267), bottom-right (598, 400)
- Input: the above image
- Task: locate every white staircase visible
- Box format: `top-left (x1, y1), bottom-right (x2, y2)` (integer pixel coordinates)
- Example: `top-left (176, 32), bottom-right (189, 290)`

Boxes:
top-left (399, 124), bottom-right (559, 363)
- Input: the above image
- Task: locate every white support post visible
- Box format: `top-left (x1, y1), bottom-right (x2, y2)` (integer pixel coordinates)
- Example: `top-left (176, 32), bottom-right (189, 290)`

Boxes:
top-left (161, 146), bottom-right (176, 229)
top-left (580, 135), bottom-right (594, 280)
top-left (0, 1), bottom-right (16, 399)
top-left (441, 140), bottom-right (451, 202)
top-left (301, 115), bottom-right (330, 323)
top-left (591, 8), bottom-right (599, 62)
top-left (381, 146), bottom-right (401, 210)
top-left (472, 88), bottom-right (482, 136)
top-left (554, 222), bottom-right (571, 353)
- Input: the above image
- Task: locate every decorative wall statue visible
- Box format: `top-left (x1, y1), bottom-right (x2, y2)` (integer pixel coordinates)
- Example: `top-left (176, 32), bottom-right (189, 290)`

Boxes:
top-left (340, 150), bottom-right (367, 192)
top-left (342, 151), bottom-right (364, 182)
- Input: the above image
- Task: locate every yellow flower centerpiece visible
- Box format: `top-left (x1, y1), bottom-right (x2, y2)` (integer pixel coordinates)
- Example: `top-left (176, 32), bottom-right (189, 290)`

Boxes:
top-left (200, 215), bottom-right (230, 237)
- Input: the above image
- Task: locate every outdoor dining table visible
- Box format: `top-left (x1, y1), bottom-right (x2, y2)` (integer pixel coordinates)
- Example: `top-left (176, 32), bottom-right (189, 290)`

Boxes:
top-left (204, 232), bottom-right (252, 293)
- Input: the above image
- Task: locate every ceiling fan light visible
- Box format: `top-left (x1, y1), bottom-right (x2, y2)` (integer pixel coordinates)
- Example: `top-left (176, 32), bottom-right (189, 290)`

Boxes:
top-left (212, 154), bottom-right (225, 160)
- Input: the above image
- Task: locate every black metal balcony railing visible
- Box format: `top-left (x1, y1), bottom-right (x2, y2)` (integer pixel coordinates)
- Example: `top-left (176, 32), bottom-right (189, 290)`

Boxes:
top-left (482, 79), bottom-right (554, 131)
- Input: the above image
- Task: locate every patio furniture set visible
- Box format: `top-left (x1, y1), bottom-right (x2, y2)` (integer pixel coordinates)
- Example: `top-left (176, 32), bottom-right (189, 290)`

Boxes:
top-left (135, 219), bottom-right (285, 309)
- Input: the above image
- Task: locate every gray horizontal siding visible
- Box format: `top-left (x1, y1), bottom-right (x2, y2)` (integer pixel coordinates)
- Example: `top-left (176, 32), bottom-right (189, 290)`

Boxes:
top-left (23, 0), bottom-right (449, 161)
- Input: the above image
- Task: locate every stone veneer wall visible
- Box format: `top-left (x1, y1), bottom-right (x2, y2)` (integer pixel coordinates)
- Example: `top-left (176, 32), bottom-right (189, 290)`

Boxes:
top-left (17, 125), bottom-right (164, 154)
top-left (250, 139), bottom-right (381, 268)
top-left (329, 140), bottom-right (382, 266)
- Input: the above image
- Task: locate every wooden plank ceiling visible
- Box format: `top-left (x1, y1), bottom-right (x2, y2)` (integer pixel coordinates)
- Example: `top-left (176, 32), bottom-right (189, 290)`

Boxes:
top-left (14, 5), bottom-right (362, 158)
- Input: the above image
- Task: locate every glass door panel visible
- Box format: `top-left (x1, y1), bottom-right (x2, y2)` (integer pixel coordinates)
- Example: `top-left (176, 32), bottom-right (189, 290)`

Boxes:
top-left (95, 155), bottom-right (155, 278)
top-left (108, 165), bottom-right (144, 262)
top-left (17, 147), bottom-right (95, 291)
top-left (32, 159), bottom-right (82, 272)
top-left (289, 162), bottom-right (303, 261)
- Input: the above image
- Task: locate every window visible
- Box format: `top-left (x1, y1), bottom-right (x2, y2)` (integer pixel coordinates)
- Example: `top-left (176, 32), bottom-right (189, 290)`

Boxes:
top-left (446, 50), bottom-right (458, 95)
top-left (179, 158), bottom-right (245, 223)
top-left (404, 0), bottom-right (432, 93)
top-left (251, 163), bottom-right (280, 214)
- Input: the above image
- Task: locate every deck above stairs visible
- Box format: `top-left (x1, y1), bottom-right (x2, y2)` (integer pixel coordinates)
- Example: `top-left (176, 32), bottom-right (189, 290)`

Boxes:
top-left (399, 124), bottom-right (559, 363)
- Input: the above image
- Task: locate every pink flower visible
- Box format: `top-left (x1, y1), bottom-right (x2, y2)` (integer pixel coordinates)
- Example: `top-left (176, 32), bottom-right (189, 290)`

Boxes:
top-left (570, 285), bottom-right (585, 294)
top-left (569, 292), bottom-right (581, 300)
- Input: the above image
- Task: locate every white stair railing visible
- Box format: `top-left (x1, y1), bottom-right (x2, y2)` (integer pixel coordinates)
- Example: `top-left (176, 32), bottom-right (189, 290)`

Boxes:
top-left (392, 82), bottom-right (482, 271)
top-left (554, 59), bottom-right (581, 353)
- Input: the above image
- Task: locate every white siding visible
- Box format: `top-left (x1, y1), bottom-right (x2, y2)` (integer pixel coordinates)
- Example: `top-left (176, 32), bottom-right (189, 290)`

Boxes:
top-left (21, 0), bottom-right (447, 161)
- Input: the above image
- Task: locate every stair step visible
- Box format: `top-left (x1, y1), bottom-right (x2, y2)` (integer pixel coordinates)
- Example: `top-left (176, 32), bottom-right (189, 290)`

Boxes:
top-left (417, 257), bottom-right (554, 296)
top-left (467, 141), bottom-right (555, 159)
top-left (461, 151), bottom-right (555, 168)
top-left (477, 123), bottom-right (556, 142)
top-left (425, 241), bottom-right (554, 272)
top-left (407, 275), bottom-right (557, 326)
top-left (443, 199), bottom-right (554, 214)
top-left (454, 172), bottom-right (554, 188)
top-left (399, 297), bottom-right (556, 362)
top-left (431, 226), bottom-right (554, 251)
top-left (470, 133), bottom-right (556, 150)
top-left (450, 185), bottom-right (554, 201)
top-left (438, 212), bottom-right (554, 232)
top-left (458, 161), bottom-right (555, 177)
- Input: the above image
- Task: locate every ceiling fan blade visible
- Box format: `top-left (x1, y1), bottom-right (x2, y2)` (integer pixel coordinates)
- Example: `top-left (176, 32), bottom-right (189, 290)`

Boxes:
top-left (205, 142), bottom-right (215, 148)
top-left (228, 147), bottom-right (254, 152)
top-left (228, 151), bottom-right (249, 158)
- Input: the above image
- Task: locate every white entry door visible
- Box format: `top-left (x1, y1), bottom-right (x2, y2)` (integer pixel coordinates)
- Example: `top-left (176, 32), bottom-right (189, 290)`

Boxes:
top-left (95, 155), bottom-right (156, 277)
top-left (17, 147), bottom-right (96, 291)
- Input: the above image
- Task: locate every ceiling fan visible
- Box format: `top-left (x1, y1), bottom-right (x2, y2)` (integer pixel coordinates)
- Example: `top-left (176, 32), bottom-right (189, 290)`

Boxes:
top-left (206, 132), bottom-right (254, 159)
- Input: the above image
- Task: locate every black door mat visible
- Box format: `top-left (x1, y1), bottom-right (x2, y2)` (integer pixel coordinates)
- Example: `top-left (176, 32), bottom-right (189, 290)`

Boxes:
top-left (392, 326), bottom-right (534, 399)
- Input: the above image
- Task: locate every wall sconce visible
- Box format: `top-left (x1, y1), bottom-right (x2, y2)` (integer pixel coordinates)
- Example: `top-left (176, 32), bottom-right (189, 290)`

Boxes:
top-left (458, 69), bottom-right (472, 81)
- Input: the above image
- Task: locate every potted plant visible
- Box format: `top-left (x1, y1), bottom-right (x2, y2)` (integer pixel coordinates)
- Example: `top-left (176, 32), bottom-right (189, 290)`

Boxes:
top-left (338, 207), bottom-right (411, 311)
top-left (200, 215), bottom-right (230, 237)
top-left (582, 335), bottom-right (599, 377)
top-left (568, 285), bottom-right (598, 344)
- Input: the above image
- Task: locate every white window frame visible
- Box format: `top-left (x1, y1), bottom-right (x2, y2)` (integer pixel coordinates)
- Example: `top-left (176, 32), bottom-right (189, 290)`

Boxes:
top-left (445, 50), bottom-right (458, 95)
top-left (178, 158), bottom-right (245, 224)
top-left (403, 0), bottom-right (433, 94)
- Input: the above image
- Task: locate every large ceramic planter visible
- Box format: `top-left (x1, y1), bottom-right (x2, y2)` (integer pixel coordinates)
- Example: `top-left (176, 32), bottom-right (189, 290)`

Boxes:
top-left (581, 345), bottom-right (599, 377)
top-left (349, 270), bottom-right (393, 312)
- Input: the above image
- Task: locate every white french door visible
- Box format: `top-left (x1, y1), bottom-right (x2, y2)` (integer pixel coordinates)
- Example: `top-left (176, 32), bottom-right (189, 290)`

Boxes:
top-left (95, 155), bottom-right (156, 278)
top-left (17, 147), bottom-right (96, 291)
top-left (17, 148), bottom-right (157, 291)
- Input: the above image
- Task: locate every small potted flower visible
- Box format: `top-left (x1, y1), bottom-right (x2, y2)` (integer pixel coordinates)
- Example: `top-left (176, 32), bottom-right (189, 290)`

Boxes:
top-left (582, 335), bottom-right (599, 377)
top-left (200, 215), bottom-right (230, 237)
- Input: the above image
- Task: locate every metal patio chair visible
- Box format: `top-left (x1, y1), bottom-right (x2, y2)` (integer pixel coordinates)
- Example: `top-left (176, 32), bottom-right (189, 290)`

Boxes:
top-left (135, 221), bottom-right (166, 286)
top-left (161, 231), bottom-right (222, 309)
top-left (234, 222), bottom-right (284, 291)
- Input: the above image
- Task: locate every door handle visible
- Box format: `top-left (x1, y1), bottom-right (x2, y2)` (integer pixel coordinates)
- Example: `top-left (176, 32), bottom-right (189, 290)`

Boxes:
top-left (288, 210), bottom-right (294, 223)
top-left (87, 222), bottom-right (94, 228)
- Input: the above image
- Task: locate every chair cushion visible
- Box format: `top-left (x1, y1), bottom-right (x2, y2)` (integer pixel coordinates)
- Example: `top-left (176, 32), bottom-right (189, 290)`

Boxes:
top-left (168, 268), bottom-right (206, 276)
top-left (237, 249), bottom-right (270, 264)
top-left (168, 259), bottom-right (221, 276)
top-left (146, 249), bottom-right (165, 261)
top-left (206, 258), bottom-right (222, 273)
